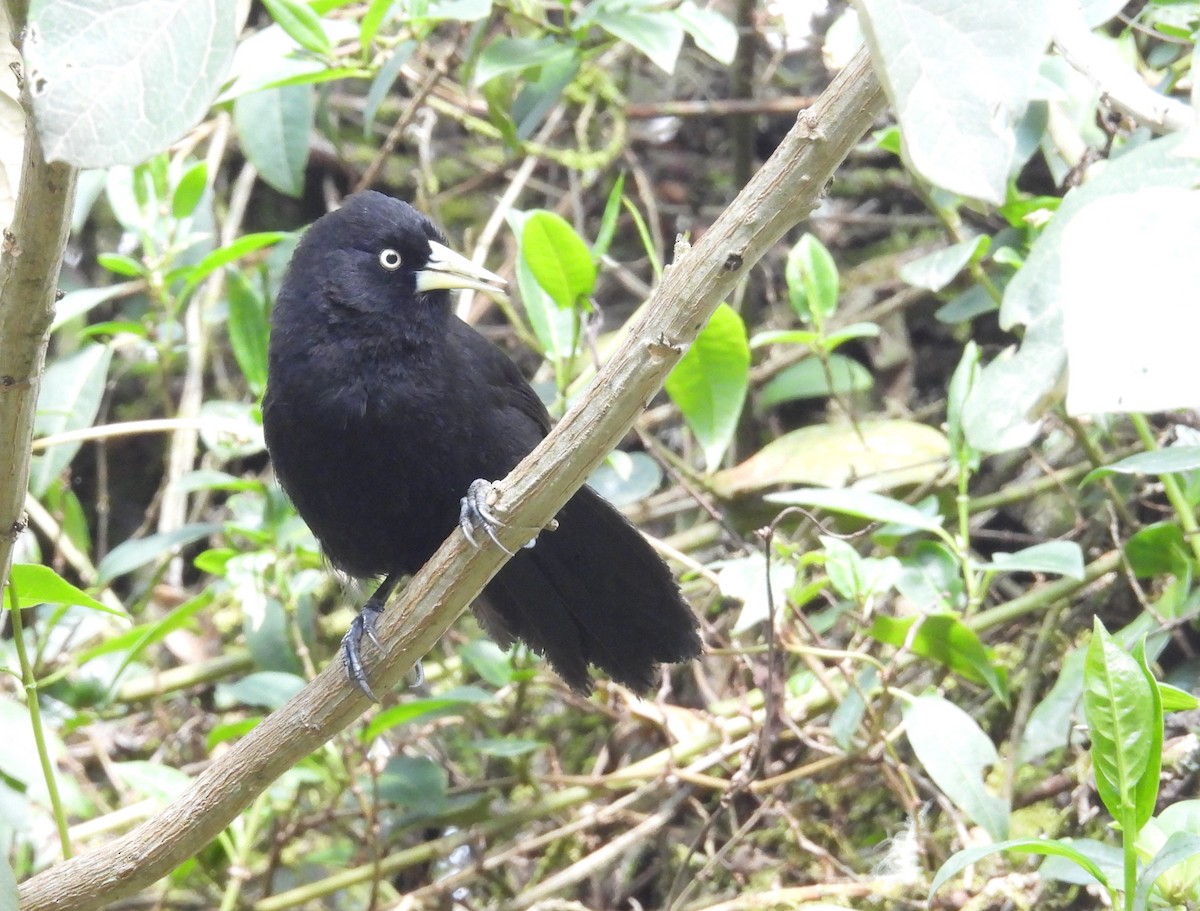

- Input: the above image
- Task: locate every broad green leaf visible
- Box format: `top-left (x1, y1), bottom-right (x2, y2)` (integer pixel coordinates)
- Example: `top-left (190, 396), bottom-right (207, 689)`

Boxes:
top-left (521, 210), bottom-right (596, 311)
top-left (1083, 446), bottom-right (1200, 485)
top-left (4, 564), bottom-right (125, 618)
top-left (262, 0), bottom-right (332, 56)
top-left (766, 487), bottom-right (944, 533)
top-left (171, 161), bottom-right (208, 219)
top-left (785, 234), bottom-right (839, 323)
top-left (24, 0), bottom-right (237, 167)
top-left (905, 695), bottom-right (1009, 840)
top-left (856, 0), bottom-right (1049, 202)
top-left (714, 551), bottom-right (797, 632)
top-left (931, 839), bottom-right (1110, 899)
top-left (377, 755), bottom-right (448, 809)
top-left (216, 671), bottom-right (306, 711)
top-left (588, 451), bottom-right (663, 507)
top-left (665, 302), bottom-right (749, 472)
top-left (1125, 523), bottom-right (1190, 578)
top-left (30, 343), bottom-right (113, 496)
top-left (758, 354), bottom-right (873, 407)
top-left (822, 537), bottom-right (900, 602)
top-left (111, 760), bottom-right (192, 801)
top-left (512, 50), bottom-right (580, 140)
top-left (1019, 646), bottom-right (1087, 763)
top-left (871, 614), bottom-right (1007, 701)
top-left (415, 0), bottom-right (492, 21)
top-left (975, 540), bottom-right (1085, 580)
top-left (234, 84), bottom-right (314, 198)
top-left (474, 37), bottom-right (564, 86)
top-left (1084, 618), bottom-right (1155, 824)
top-left (900, 236), bottom-right (988, 291)
top-left (97, 523), bottom-right (224, 585)
top-left (673, 1), bottom-right (737, 64)
top-left (895, 541), bottom-right (964, 612)
top-left (593, 6), bottom-right (684, 74)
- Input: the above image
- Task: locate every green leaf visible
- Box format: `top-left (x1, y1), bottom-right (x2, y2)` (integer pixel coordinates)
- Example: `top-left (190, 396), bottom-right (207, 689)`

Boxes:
top-left (822, 537), bottom-right (900, 602)
top-left (521, 210), bottom-right (596, 311)
top-left (665, 302), bottom-right (749, 472)
top-left (97, 253), bottom-right (146, 277)
top-left (30, 343), bottom-right (114, 497)
top-left (931, 839), bottom-right (1110, 899)
top-left (363, 687), bottom-right (494, 740)
top-left (947, 341), bottom-right (980, 457)
top-left (1084, 618), bottom-right (1156, 825)
top-left (181, 231), bottom-right (287, 299)
top-left (512, 50), bottom-right (579, 140)
top-left (592, 173), bottom-right (625, 260)
top-left (895, 541), bottom-right (965, 612)
top-left (1132, 638), bottom-right (1163, 829)
top-left (24, 0), bottom-right (237, 167)
top-left (97, 523), bottom-right (225, 585)
top-left (766, 487), bottom-right (944, 533)
top-left (471, 738), bottom-right (544, 758)
top-left (474, 37), bottom-right (565, 87)
top-left (758, 354), bottom-right (873, 408)
top-left (1125, 522), bottom-right (1191, 578)
top-left (377, 755), bottom-right (447, 810)
top-left (233, 84), bottom-right (314, 198)
top-left (673, 1), bottom-right (738, 64)
top-left (905, 695), bottom-right (1009, 839)
top-left (785, 234), bottom-right (839, 323)
top-left (262, 0), bottom-right (332, 56)
top-left (593, 5), bottom-right (684, 74)
top-left (360, 0), bottom-right (394, 49)
top-left (226, 269), bottom-right (270, 395)
top-left (871, 614), bottom-right (1008, 701)
top-left (4, 564), bottom-right (125, 618)
top-left (171, 161), bottom-right (208, 219)
top-left (216, 671), bottom-right (307, 710)
top-left (1134, 832), bottom-right (1200, 911)
top-left (975, 540), bottom-right (1085, 580)
top-left (1083, 446), bottom-right (1200, 485)
top-left (1159, 682), bottom-right (1200, 712)
top-left (415, 0), bottom-right (492, 21)
top-left (900, 236), bottom-right (989, 291)
top-left (363, 41), bottom-right (414, 134)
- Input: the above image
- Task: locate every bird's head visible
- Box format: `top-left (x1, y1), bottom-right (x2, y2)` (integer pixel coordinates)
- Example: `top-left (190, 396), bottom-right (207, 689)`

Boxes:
top-left (282, 191), bottom-right (507, 326)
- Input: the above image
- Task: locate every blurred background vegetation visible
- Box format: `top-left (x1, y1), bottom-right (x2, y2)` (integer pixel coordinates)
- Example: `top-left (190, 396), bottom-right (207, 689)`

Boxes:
top-left (5, 0), bottom-right (1200, 909)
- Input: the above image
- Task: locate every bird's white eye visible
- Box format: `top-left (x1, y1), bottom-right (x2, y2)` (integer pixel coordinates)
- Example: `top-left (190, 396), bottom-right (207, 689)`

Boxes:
top-left (378, 248), bottom-right (403, 270)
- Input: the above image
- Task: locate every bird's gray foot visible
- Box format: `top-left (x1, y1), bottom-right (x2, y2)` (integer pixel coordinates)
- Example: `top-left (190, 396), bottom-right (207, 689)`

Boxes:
top-left (342, 601), bottom-right (384, 701)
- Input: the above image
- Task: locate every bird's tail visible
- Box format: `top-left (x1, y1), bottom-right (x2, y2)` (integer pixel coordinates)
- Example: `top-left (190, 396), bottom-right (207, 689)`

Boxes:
top-left (473, 485), bottom-right (701, 693)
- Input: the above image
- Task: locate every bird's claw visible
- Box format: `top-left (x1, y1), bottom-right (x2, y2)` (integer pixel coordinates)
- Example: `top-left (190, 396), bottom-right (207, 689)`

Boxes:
top-left (342, 602), bottom-right (385, 701)
top-left (460, 479), bottom-right (526, 554)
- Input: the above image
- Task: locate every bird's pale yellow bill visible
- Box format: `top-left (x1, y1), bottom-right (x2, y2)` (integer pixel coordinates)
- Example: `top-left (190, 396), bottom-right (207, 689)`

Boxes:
top-left (416, 241), bottom-right (507, 300)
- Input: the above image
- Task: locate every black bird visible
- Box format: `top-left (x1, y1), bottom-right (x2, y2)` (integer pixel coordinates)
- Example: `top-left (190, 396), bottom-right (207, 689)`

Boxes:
top-left (262, 191), bottom-right (701, 698)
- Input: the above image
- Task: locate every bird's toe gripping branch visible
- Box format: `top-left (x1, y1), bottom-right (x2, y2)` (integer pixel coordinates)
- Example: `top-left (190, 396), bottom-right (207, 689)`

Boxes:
top-left (341, 601), bottom-right (384, 701)
top-left (459, 478), bottom-right (543, 554)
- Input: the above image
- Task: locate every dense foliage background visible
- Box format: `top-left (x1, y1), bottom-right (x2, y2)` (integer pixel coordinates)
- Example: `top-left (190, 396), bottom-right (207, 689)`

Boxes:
top-left (3, 0), bottom-right (1200, 909)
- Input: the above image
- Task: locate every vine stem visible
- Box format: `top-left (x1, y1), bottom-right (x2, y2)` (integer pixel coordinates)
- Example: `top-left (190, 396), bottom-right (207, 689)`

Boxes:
top-left (6, 578), bottom-right (73, 859)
